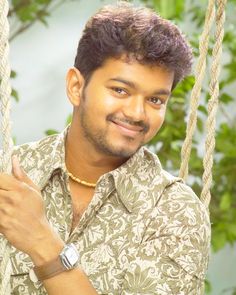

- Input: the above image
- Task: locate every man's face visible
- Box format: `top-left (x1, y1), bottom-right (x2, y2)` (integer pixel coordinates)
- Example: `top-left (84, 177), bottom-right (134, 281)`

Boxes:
top-left (76, 57), bottom-right (174, 158)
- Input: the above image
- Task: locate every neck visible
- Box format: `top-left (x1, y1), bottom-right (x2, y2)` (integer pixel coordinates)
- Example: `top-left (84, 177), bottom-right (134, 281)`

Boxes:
top-left (65, 123), bottom-right (127, 183)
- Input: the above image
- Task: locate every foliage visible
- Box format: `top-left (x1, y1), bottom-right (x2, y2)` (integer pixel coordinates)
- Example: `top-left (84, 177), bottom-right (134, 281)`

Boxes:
top-left (8, 0), bottom-right (73, 102)
top-left (142, 0), bottom-right (236, 293)
top-left (144, 0), bottom-right (236, 293)
top-left (145, 0), bottom-right (236, 251)
top-left (141, 0), bottom-right (185, 19)
top-left (9, 0), bottom-right (72, 41)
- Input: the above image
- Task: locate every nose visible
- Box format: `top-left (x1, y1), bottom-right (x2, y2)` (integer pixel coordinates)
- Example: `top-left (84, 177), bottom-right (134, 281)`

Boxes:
top-left (122, 96), bottom-right (146, 122)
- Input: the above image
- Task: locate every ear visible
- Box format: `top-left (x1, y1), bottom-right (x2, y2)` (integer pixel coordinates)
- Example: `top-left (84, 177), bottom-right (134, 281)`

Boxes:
top-left (66, 67), bottom-right (85, 107)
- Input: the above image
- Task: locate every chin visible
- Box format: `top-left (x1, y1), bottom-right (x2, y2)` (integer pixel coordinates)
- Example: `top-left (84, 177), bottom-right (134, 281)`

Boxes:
top-left (92, 134), bottom-right (144, 158)
top-left (107, 143), bottom-right (142, 158)
top-left (111, 150), bottom-right (136, 158)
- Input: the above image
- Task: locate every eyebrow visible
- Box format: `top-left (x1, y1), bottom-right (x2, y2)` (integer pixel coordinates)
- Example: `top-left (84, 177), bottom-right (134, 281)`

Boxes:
top-left (108, 77), bottom-right (171, 96)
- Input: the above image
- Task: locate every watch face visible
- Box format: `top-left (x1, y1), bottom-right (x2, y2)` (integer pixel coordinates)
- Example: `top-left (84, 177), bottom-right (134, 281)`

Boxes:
top-left (65, 246), bottom-right (79, 265)
top-left (61, 244), bottom-right (79, 269)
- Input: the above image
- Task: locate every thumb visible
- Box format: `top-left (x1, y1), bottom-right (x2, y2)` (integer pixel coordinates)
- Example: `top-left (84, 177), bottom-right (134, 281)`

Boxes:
top-left (12, 155), bottom-right (39, 191)
top-left (12, 155), bottom-right (24, 180)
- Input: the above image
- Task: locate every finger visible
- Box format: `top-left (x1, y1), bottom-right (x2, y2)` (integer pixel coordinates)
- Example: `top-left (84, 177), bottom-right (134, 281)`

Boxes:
top-left (12, 156), bottom-right (39, 191)
top-left (0, 189), bottom-right (14, 203)
top-left (0, 190), bottom-right (18, 214)
top-left (12, 155), bottom-right (24, 180)
top-left (0, 173), bottom-right (20, 191)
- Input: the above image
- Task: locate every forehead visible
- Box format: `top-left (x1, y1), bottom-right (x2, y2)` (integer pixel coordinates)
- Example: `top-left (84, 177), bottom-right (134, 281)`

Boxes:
top-left (90, 56), bottom-right (174, 91)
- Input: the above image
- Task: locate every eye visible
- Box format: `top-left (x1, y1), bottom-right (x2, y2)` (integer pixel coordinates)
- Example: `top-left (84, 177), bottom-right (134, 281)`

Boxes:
top-left (111, 87), bottom-right (127, 95)
top-left (110, 87), bottom-right (129, 98)
top-left (148, 97), bottom-right (164, 105)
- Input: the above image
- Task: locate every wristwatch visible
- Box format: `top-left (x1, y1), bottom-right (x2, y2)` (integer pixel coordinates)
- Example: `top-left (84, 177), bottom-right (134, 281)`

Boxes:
top-left (31, 243), bottom-right (80, 281)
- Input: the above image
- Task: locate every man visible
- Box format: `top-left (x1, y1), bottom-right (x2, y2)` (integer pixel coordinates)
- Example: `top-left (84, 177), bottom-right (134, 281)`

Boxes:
top-left (0, 2), bottom-right (211, 294)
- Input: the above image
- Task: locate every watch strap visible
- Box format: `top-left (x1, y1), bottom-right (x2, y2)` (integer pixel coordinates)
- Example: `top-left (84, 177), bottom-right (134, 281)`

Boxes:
top-left (33, 256), bottom-right (66, 281)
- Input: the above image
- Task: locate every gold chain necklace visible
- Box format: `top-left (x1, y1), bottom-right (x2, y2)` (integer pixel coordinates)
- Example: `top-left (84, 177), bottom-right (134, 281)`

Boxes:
top-left (67, 170), bottom-right (96, 188)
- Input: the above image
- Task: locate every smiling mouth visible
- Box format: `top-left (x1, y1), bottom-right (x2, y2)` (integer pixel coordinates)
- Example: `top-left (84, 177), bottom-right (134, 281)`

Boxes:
top-left (111, 119), bottom-right (144, 137)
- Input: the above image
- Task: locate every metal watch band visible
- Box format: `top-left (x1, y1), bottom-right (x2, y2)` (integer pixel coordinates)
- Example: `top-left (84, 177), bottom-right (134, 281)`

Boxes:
top-left (33, 256), bottom-right (67, 281)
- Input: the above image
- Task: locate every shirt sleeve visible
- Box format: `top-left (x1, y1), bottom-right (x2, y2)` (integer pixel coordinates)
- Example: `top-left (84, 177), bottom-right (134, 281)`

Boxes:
top-left (121, 182), bottom-right (211, 295)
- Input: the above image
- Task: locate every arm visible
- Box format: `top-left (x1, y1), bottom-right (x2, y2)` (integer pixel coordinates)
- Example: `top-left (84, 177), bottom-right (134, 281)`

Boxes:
top-left (32, 247), bottom-right (97, 295)
top-left (0, 157), bottom-right (98, 295)
top-left (27, 231), bottom-right (98, 295)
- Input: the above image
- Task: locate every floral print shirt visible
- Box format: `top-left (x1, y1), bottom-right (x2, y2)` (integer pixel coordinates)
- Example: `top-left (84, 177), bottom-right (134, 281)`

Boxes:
top-left (1, 128), bottom-right (211, 294)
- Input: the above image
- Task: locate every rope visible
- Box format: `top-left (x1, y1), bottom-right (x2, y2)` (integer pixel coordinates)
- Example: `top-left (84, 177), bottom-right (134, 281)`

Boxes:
top-left (179, 0), bottom-right (227, 208)
top-left (201, 0), bottom-right (227, 207)
top-left (179, 0), bottom-right (216, 180)
top-left (0, 0), bottom-right (13, 293)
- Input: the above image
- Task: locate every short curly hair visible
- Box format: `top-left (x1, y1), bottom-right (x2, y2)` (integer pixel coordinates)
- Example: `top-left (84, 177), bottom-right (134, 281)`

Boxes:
top-left (74, 2), bottom-right (193, 89)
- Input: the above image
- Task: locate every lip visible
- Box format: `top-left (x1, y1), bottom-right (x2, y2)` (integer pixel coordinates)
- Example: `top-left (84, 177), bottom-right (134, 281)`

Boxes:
top-left (111, 119), bottom-right (144, 137)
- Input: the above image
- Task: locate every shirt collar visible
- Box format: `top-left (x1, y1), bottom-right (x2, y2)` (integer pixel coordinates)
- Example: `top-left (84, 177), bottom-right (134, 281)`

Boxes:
top-left (28, 128), bottom-right (181, 213)
top-left (110, 146), bottom-right (182, 213)
top-left (28, 127), bottom-right (68, 190)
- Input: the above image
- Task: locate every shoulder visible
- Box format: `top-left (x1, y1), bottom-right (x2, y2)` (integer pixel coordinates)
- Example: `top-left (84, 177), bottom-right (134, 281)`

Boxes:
top-left (143, 147), bottom-right (209, 217)
top-left (151, 168), bottom-right (211, 242)
top-left (161, 180), bottom-right (210, 229)
top-left (0, 132), bottom-right (64, 187)
top-left (140, 149), bottom-right (211, 277)
top-left (147, 179), bottom-right (211, 280)
top-left (12, 133), bottom-right (60, 160)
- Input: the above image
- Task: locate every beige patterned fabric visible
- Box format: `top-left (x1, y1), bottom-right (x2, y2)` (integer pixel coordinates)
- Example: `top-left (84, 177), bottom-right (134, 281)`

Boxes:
top-left (2, 128), bottom-right (210, 294)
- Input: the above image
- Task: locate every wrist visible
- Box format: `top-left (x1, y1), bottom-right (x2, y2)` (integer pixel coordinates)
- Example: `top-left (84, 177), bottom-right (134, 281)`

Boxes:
top-left (32, 243), bottom-right (80, 281)
top-left (28, 227), bottom-right (65, 267)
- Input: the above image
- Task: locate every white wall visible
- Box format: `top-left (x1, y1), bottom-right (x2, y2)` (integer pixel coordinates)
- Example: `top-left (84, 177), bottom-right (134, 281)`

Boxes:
top-left (10, 0), bottom-right (116, 144)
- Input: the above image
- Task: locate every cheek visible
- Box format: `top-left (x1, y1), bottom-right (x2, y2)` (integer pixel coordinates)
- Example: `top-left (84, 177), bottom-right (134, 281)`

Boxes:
top-left (146, 109), bottom-right (166, 137)
top-left (87, 88), bottom-right (118, 114)
top-left (101, 94), bottom-right (122, 114)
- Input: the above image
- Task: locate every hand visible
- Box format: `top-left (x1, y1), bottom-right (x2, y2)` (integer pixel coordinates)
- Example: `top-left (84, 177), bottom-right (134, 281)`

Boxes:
top-left (0, 156), bottom-right (63, 263)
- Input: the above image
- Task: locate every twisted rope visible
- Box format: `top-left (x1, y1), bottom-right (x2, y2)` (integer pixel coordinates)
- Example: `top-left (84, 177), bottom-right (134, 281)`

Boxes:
top-left (201, 0), bottom-right (227, 207)
top-left (179, 0), bottom-right (216, 180)
top-left (0, 0), bottom-right (13, 294)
